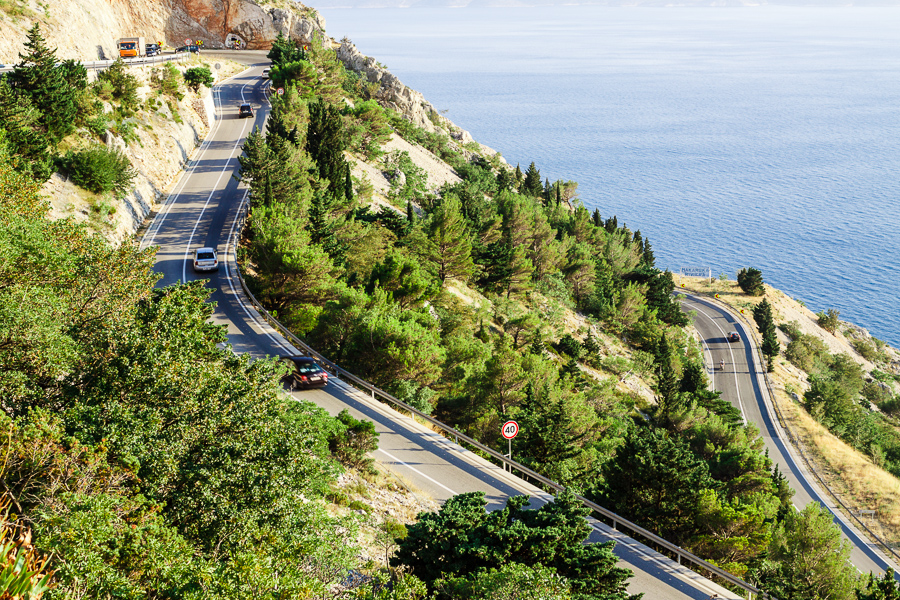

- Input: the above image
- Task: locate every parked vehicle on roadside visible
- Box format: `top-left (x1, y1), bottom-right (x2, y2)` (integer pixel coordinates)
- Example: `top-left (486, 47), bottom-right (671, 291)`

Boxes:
top-left (175, 44), bottom-right (200, 54)
top-left (145, 43), bottom-right (161, 56)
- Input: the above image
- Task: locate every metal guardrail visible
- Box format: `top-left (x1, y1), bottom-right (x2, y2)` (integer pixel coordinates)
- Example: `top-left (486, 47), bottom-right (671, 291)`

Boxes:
top-left (0, 52), bottom-right (188, 73)
top-left (698, 292), bottom-right (900, 567)
top-left (228, 202), bottom-right (770, 599)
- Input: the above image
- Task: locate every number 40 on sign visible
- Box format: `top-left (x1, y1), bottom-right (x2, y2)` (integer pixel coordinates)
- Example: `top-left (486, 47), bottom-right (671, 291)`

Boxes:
top-left (501, 420), bottom-right (519, 439)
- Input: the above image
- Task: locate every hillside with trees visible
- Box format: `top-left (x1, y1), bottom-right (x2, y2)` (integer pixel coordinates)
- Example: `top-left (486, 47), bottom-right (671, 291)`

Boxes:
top-left (231, 31), bottom-right (897, 599)
top-left (2, 15), bottom-right (900, 600)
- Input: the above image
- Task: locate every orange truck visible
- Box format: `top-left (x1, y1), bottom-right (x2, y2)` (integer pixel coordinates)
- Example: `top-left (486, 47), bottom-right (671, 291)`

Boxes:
top-left (117, 37), bottom-right (146, 58)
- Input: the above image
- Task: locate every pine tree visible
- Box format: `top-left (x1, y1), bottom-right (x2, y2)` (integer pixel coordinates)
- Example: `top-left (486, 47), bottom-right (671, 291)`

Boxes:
top-left (753, 298), bottom-right (780, 372)
top-left (516, 383), bottom-right (582, 484)
top-left (737, 267), bottom-right (765, 296)
top-left (504, 244), bottom-right (533, 299)
top-left (522, 161), bottom-right (542, 197)
top-left (421, 195), bottom-right (475, 283)
top-left (514, 163), bottom-right (523, 188)
top-left (9, 23), bottom-right (77, 145)
top-left (0, 79), bottom-right (52, 180)
top-left (654, 335), bottom-right (680, 419)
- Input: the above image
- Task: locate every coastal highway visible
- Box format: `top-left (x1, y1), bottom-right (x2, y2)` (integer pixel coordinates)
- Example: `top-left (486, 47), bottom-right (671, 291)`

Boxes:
top-left (678, 293), bottom-right (899, 577)
top-left (140, 57), bottom-right (741, 599)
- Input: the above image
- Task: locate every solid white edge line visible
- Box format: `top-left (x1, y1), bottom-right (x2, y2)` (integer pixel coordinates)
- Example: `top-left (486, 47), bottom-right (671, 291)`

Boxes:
top-left (140, 64), bottom-right (256, 251)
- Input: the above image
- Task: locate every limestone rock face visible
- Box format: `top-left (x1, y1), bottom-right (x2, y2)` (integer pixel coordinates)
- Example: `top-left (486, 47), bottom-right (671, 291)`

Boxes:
top-left (338, 40), bottom-right (443, 134)
top-left (167, 0), bottom-right (325, 49)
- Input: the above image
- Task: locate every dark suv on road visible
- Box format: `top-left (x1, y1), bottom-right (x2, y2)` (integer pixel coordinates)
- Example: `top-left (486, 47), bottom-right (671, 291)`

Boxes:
top-left (279, 356), bottom-right (329, 390)
top-left (239, 103), bottom-right (253, 118)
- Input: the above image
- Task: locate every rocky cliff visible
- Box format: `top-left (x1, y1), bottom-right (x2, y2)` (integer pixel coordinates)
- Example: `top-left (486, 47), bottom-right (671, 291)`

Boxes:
top-left (0, 0), bottom-right (324, 62)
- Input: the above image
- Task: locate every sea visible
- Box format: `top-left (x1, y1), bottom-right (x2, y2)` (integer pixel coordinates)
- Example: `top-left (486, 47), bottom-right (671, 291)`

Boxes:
top-left (323, 6), bottom-right (900, 348)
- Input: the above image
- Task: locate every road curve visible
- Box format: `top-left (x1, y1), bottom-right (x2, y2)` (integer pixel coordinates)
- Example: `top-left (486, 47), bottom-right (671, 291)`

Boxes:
top-left (678, 293), bottom-right (899, 577)
top-left (140, 57), bottom-right (744, 599)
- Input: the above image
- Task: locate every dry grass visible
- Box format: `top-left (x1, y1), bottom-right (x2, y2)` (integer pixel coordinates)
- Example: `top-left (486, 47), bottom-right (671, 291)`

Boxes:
top-left (677, 275), bottom-right (900, 551)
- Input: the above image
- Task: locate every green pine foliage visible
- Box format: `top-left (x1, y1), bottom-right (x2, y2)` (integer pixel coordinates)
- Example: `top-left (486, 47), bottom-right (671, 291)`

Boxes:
top-left (182, 65), bottom-right (214, 92)
top-left (737, 266), bottom-right (766, 296)
top-left (393, 491), bottom-right (640, 600)
top-left (0, 151), bottom-right (373, 597)
top-left (62, 145), bottom-right (137, 198)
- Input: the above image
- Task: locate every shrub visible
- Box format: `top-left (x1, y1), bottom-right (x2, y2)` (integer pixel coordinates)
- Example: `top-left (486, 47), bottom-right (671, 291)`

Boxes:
top-left (851, 339), bottom-right (879, 362)
top-left (817, 308), bottom-right (840, 334)
top-left (328, 409), bottom-right (379, 473)
top-left (94, 59), bottom-right (139, 110)
top-left (151, 63), bottom-right (183, 99)
top-left (63, 145), bottom-right (137, 198)
top-left (556, 334), bottom-right (583, 360)
top-left (183, 66), bottom-right (214, 92)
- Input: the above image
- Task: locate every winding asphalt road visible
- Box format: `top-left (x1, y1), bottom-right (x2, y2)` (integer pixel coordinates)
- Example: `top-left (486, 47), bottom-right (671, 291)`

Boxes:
top-left (138, 56), bottom-right (745, 599)
top-left (678, 293), bottom-right (898, 577)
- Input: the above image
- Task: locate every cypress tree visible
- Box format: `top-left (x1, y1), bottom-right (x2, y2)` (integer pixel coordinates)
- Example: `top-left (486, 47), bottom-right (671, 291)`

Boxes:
top-left (753, 298), bottom-right (780, 372)
top-left (555, 184), bottom-right (561, 207)
top-left (406, 200), bottom-right (416, 230)
top-left (307, 99), bottom-right (350, 203)
top-left (642, 238), bottom-right (656, 268)
top-left (592, 208), bottom-right (602, 227)
top-left (737, 267), bottom-right (766, 296)
top-left (604, 215), bottom-right (618, 234)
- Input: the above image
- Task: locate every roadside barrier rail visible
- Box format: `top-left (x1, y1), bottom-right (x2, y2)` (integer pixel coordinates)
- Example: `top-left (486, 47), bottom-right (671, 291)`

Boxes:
top-left (229, 200), bottom-right (771, 599)
top-left (0, 52), bottom-right (188, 73)
top-left (686, 291), bottom-right (900, 568)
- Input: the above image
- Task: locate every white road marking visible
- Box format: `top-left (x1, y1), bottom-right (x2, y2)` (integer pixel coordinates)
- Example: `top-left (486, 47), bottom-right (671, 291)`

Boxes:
top-left (376, 448), bottom-right (457, 495)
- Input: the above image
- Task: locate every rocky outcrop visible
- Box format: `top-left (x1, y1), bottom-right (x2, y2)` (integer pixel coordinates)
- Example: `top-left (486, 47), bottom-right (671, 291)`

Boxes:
top-left (0, 0), bottom-right (324, 63)
top-left (167, 0), bottom-right (326, 50)
top-left (337, 40), bottom-right (472, 139)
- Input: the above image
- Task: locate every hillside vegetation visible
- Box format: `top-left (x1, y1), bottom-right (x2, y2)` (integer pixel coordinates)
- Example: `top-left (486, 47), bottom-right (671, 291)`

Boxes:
top-left (232, 32), bottom-right (900, 599)
top-left (3, 14), bottom-right (900, 600)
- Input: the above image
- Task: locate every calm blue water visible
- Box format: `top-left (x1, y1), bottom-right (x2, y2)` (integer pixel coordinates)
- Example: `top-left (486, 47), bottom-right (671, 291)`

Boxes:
top-left (324, 7), bottom-right (900, 347)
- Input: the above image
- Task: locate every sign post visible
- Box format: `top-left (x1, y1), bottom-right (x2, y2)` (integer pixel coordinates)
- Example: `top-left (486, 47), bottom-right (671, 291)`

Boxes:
top-left (501, 420), bottom-right (519, 472)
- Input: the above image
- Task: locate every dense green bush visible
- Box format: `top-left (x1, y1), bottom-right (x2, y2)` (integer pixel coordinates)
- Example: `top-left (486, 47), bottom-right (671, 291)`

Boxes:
top-left (737, 267), bottom-right (765, 296)
top-left (94, 58), bottom-right (139, 111)
top-left (329, 409), bottom-right (379, 472)
top-left (183, 66), bottom-right (214, 92)
top-left (63, 145), bottom-right (137, 198)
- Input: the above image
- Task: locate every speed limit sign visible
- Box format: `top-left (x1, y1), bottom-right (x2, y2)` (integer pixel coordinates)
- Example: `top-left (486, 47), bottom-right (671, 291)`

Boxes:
top-left (501, 420), bottom-right (519, 440)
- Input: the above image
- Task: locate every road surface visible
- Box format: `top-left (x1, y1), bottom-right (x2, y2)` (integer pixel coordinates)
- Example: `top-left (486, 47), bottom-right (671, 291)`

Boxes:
top-left (678, 293), bottom-right (899, 577)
